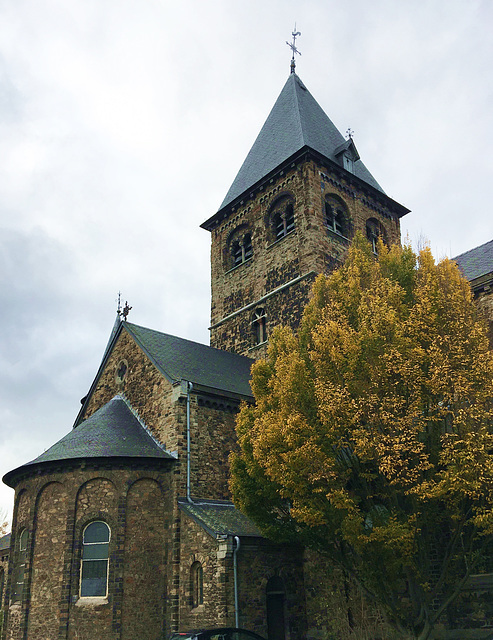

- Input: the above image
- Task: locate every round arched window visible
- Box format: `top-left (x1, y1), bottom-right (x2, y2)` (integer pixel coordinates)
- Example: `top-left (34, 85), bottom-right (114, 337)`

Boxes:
top-left (325, 196), bottom-right (349, 238)
top-left (366, 218), bottom-right (387, 254)
top-left (80, 521), bottom-right (110, 597)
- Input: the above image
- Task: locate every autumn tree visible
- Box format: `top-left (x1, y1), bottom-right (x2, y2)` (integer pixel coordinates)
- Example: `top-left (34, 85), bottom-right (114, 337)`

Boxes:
top-left (230, 235), bottom-right (493, 640)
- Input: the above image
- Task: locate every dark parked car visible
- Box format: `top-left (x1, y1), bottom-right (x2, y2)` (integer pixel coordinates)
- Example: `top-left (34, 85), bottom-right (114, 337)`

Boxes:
top-left (169, 629), bottom-right (267, 640)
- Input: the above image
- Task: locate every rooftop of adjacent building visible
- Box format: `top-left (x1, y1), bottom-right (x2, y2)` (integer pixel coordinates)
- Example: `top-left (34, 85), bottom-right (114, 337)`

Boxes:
top-left (453, 238), bottom-right (493, 282)
top-left (0, 533), bottom-right (10, 554)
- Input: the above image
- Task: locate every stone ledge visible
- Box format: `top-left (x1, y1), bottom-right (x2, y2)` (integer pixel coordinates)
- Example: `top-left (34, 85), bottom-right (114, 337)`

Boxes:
top-left (75, 596), bottom-right (109, 607)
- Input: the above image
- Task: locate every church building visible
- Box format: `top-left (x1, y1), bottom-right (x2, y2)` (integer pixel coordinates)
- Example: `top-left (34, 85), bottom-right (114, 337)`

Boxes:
top-left (3, 61), bottom-right (491, 640)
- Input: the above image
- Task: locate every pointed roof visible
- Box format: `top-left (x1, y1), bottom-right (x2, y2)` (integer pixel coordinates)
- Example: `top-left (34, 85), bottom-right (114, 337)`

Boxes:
top-left (4, 396), bottom-right (173, 487)
top-left (217, 73), bottom-right (384, 213)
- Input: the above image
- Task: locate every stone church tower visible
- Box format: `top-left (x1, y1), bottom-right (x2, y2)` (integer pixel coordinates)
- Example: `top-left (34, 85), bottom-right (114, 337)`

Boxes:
top-left (202, 72), bottom-right (409, 358)
top-left (1, 71), bottom-right (410, 640)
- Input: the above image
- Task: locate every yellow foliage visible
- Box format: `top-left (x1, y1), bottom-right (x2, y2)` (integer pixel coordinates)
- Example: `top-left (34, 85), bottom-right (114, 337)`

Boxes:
top-left (230, 233), bottom-right (493, 636)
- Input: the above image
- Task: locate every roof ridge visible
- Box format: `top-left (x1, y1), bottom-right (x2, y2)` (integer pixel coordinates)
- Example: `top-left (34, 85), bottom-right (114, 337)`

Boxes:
top-left (115, 394), bottom-right (175, 457)
top-left (291, 74), bottom-right (305, 144)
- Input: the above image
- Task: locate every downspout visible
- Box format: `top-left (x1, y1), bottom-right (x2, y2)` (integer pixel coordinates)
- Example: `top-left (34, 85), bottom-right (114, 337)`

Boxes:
top-left (186, 381), bottom-right (194, 503)
top-left (233, 536), bottom-right (240, 627)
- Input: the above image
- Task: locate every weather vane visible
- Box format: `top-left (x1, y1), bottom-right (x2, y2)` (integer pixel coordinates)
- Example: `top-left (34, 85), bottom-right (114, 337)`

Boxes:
top-left (117, 292), bottom-right (132, 321)
top-left (346, 127), bottom-right (354, 140)
top-left (286, 25), bottom-right (301, 74)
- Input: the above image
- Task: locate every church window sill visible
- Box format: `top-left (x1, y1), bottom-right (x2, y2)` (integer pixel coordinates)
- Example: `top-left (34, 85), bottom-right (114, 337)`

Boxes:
top-left (266, 229), bottom-right (296, 250)
top-left (248, 340), bottom-right (268, 352)
top-left (225, 257), bottom-right (252, 275)
top-left (75, 596), bottom-right (109, 607)
top-left (326, 227), bottom-right (350, 244)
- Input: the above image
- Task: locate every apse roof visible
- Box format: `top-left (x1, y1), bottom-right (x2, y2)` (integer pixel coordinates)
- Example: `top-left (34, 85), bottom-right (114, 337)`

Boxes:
top-left (453, 239), bottom-right (493, 282)
top-left (4, 396), bottom-right (173, 487)
top-left (124, 322), bottom-right (254, 399)
top-left (218, 73), bottom-right (384, 212)
top-left (178, 499), bottom-right (262, 538)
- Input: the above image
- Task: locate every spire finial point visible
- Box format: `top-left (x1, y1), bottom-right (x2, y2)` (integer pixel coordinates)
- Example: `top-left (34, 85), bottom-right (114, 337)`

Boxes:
top-left (286, 24), bottom-right (301, 74)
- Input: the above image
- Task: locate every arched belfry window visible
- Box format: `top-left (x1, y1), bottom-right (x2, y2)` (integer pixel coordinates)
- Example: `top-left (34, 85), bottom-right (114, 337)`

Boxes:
top-left (269, 197), bottom-right (295, 242)
top-left (266, 576), bottom-right (286, 640)
top-left (252, 308), bottom-right (267, 346)
top-left (80, 521), bottom-right (110, 598)
top-left (190, 561), bottom-right (203, 608)
top-left (227, 228), bottom-right (253, 270)
top-left (366, 217), bottom-right (387, 254)
top-left (232, 240), bottom-right (242, 267)
top-left (325, 195), bottom-right (349, 238)
top-left (12, 528), bottom-right (28, 603)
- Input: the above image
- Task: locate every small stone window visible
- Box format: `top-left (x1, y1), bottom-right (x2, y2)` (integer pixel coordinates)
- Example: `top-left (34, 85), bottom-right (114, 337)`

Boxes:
top-left (231, 234), bottom-right (252, 268)
top-left (191, 561), bottom-right (203, 608)
top-left (227, 228), bottom-right (253, 270)
top-left (12, 529), bottom-right (27, 603)
top-left (80, 521), bottom-right (110, 598)
top-left (268, 196), bottom-right (295, 242)
top-left (273, 203), bottom-right (295, 240)
top-left (366, 218), bottom-right (387, 254)
top-left (325, 196), bottom-right (349, 238)
top-left (252, 308), bottom-right (267, 346)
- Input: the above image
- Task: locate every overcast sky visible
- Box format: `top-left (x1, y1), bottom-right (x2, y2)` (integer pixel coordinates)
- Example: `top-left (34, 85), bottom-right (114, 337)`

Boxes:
top-left (0, 0), bottom-right (492, 520)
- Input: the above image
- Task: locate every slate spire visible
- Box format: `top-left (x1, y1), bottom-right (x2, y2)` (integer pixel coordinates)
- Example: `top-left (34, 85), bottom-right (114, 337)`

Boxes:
top-left (218, 73), bottom-right (384, 213)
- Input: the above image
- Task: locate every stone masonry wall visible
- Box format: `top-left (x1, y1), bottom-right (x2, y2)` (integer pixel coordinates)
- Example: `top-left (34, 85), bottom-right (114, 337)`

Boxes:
top-left (178, 515), bottom-right (233, 630)
top-left (83, 330), bottom-right (180, 456)
top-left (209, 156), bottom-right (402, 356)
top-left (27, 482), bottom-right (68, 640)
top-left (237, 540), bottom-right (307, 640)
top-left (121, 478), bottom-right (167, 640)
top-left (188, 398), bottom-right (240, 501)
top-left (3, 463), bottom-right (172, 640)
top-left (179, 513), bottom-right (309, 639)
top-left (83, 328), bottom-right (243, 502)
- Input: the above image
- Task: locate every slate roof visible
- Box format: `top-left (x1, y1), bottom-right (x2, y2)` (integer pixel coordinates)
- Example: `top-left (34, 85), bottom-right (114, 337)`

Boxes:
top-left (453, 239), bottom-right (493, 282)
top-left (4, 396), bottom-right (173, 487)
top-left (178, 499), bottom-right (263, 538)
top-left (0, 533), bottom-right (10, 553)
top-left (124, 322), bottom-right (254, 399)
top-left (217, 73), bottom-right (384, 213)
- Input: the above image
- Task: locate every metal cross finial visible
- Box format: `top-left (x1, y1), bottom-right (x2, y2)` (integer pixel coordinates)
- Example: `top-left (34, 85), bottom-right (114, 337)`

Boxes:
top-left (346, 127), bottom-right (354, 140)
top-left (286, 25), bottom-right (301, 74)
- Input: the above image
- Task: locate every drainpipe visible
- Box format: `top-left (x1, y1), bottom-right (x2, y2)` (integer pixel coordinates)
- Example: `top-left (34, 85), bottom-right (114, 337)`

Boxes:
top-left (186, 381), bottom-right (194, 503)
top-left (233, 536), bottom-right (240, 627)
